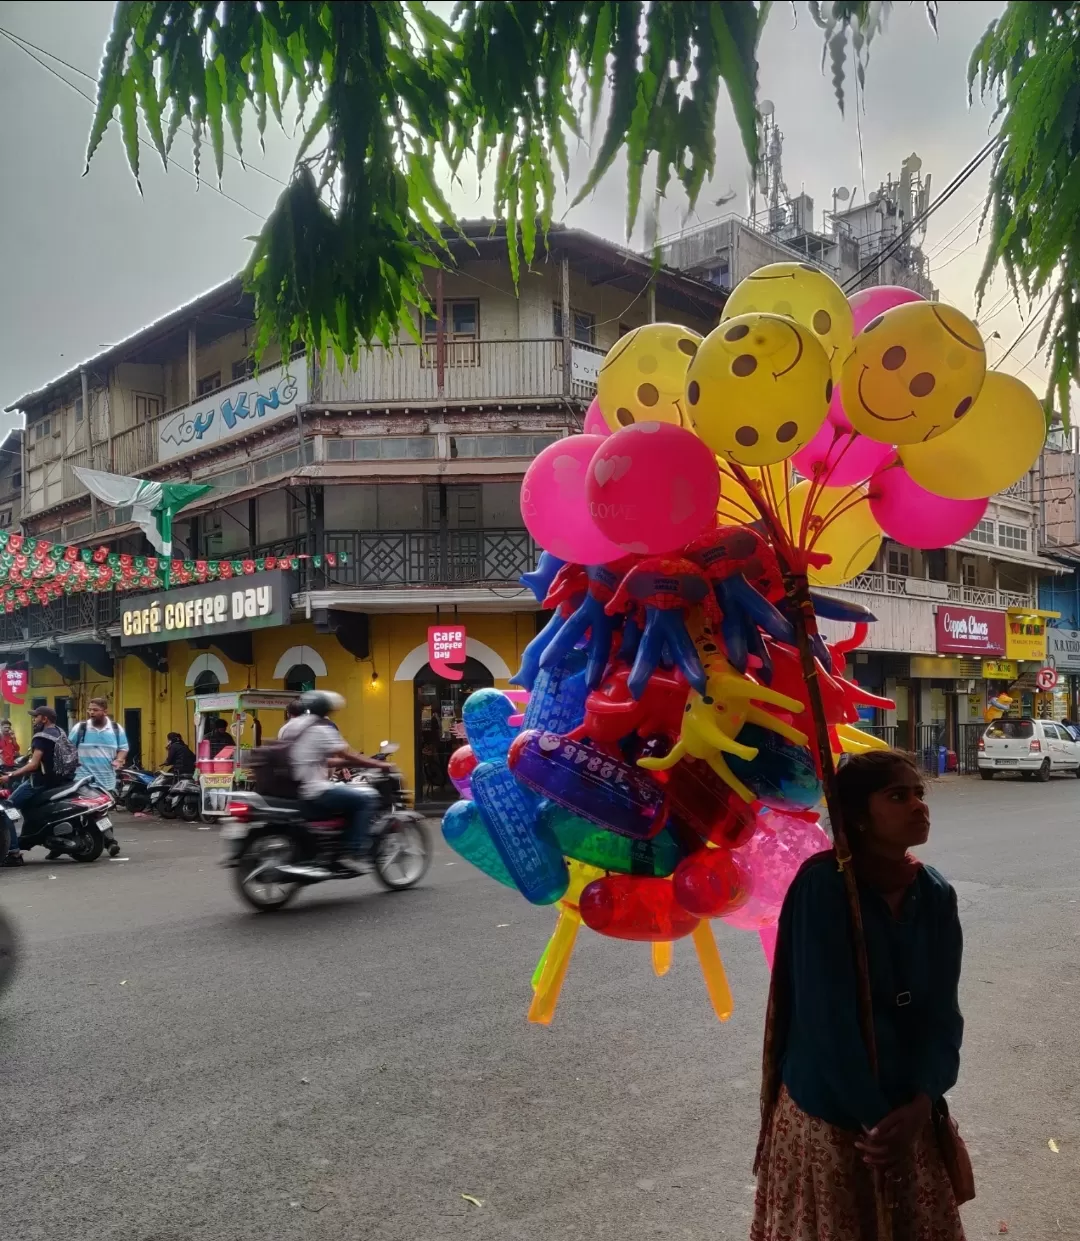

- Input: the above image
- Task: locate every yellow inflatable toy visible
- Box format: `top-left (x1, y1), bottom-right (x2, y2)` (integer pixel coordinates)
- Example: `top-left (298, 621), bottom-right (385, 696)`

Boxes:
top-left (638, 655), bottom-right (808, 802)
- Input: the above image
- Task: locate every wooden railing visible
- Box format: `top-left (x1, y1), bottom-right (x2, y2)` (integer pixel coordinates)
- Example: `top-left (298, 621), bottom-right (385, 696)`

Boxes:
top-left (317, 338), bottom-right (603, 405)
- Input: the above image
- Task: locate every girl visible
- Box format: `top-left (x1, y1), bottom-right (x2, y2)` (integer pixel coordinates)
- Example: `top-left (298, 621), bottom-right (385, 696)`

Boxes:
top-left (751, 749), bottom-right (967, 1240)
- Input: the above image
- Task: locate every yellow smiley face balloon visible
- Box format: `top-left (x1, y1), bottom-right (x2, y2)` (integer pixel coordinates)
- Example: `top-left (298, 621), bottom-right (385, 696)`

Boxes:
top-left (839, 301), bottom-right (987, 445)
top-left (685, 313), bottom-right (832, 467)
top-left (722, 262), bottom-right (854, 382)
top-left (596, 323), bottom-right (703, 430)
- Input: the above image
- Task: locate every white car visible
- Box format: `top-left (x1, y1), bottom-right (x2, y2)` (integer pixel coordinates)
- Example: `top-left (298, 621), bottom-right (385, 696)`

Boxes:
top-left (978, 718), bottom-right (1080, 781)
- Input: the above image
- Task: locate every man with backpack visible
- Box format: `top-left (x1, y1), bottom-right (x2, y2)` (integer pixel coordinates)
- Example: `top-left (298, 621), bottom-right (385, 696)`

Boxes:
top-left (71, 697), bottom-right (127, 856)
top-left (0, 706), bottom-right (74, 866)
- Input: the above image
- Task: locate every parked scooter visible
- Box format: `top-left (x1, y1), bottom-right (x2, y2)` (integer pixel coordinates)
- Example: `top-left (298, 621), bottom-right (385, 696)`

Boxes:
top-left (147, 770), bottom-right (179, 815)
top-left (2, 776), bottom-right (115, 862)
top-left (117, 765), bottom-right (155, 814)
top-left (161, 774), bottom-right (201, 822)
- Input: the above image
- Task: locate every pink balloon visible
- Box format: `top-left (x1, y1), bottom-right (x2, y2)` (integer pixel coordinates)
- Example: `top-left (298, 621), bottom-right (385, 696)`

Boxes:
top-left (520, 436), bottom-right (625, 564)
top-left (758, 925), bottom-right (778, 969)
top-left (869, 463), bottom-right (988, 549)
top-left (792, 420), bottom-right (894, 487)
top-left (723, 810), bottom-right (831, 931)
top-left (848, 285), bottom-right (925, 334)
top-left (582, 398), bottom-right (610, 438)
top-left (827, 382), bottom-right (853, 432)
top-left (585, 423), bottom-right (720, 554)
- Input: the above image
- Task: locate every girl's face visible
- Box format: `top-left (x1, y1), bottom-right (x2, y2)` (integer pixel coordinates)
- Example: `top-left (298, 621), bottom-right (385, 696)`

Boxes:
top-left (865, 764), bottom-right (930, 851)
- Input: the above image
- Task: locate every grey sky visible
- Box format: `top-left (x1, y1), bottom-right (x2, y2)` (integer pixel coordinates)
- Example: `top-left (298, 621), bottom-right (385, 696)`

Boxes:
top-left (0, 0), bottom-right (1046, 427)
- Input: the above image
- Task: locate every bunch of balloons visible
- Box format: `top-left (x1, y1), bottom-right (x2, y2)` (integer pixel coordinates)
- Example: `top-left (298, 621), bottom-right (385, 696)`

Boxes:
top-left (442, 263), bottom-right (1047, 1026)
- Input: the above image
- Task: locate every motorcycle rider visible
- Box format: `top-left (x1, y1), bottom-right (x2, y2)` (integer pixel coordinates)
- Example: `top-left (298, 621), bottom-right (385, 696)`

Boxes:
top-left (0, 706), bottom-right (69, 866)
top-left (278, 699), bottom-right (306, 740)
top-left (289, 691), bottom-right (391, 871)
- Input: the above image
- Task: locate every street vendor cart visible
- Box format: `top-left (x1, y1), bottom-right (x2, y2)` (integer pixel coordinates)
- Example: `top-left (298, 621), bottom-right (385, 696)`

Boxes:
top-left (191, 690), bottom-right (300, 819)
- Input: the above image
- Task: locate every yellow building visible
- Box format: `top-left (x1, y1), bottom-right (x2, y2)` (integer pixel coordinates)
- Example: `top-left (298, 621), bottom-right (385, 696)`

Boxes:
top-left (4, 223), bottom-right (724, 800)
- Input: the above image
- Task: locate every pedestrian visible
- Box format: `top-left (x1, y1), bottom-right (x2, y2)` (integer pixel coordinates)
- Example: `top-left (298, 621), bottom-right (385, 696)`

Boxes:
top-left (0, 706), bottom-right (70, 866)
top-left (164, 732), bottom-right (195, 775)
top-left (1060, 718), bottom-right (1078, 741)
top-left (751, 749), bottom-right (968, 1241)
top-left (0, 718), bottom-right (19, 770)
top-left (277, 699), bottom-right (306, 740)
top-left (71, 697), bottom-right (128, 857)
top-left (70, 698), bottom-right (129, 794)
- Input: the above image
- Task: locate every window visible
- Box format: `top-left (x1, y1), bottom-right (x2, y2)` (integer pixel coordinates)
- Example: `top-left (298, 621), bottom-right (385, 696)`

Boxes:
top-left (968, 518), bottom-right (995, 546)
top-left (75, 396), bottom-right (84, 424)
top-left (197, 373), bottom-right (222, 397)
top-left (329, 437), bottom-right (436, 461)
top-left (422, 300), bottom-right (480, 366)
top-left (0, 510), bottom-right (10, 529)
top-left (193, 671), bottom-right (220, 695)
top-left (284, 664), bottom-right (317, 693)
top-left (232, 357), bottom-right (256, 383)
top-left (998, 522), bottom-right (1028, 551)
top-left (962, 560), bottom-right (978, 588)
top-left (32, 418), bottom-right (51, 441)
top-left (886, 546), bottom-right (911, 577)
top-left (135, 394), bottom-right (162, 424)
top-left (986, 719), bottom-right (1032, 739)
top-left (451, 433), bottom-right (560, 459)
top-left (12, 472), bottom-right (21, 491)
top-left (553, 304), bottom-right (597, 345)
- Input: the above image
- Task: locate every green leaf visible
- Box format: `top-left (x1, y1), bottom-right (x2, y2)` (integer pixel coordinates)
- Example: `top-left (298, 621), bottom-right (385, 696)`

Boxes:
top-left (118, 72), bottom-right (142, 192)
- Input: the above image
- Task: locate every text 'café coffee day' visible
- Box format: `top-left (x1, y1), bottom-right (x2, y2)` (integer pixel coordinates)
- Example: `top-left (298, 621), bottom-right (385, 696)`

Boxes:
top-left (120, 570), bottom-right (291, 646)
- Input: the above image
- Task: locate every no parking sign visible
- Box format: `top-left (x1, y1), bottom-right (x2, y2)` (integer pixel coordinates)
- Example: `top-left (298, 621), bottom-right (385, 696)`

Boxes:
top-left (1036, 666), bottom-right (1059, 690)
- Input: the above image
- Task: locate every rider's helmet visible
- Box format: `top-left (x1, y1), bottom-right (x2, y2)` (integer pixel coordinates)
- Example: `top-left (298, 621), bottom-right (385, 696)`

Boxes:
top-left (300, 690), bottom-right (345, 718)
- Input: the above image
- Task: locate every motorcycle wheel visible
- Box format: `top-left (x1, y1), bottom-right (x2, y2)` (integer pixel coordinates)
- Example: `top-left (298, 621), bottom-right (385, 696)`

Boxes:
top-left (180, 795), bottom-right (201, 822)
top-left (160, 798), bottom-right (179, 819)
top-left (0, 909), bottom-right (17, 997)
top-left (373, 818), bottom-right (431, 891)
top-left (68, 826), bottom-right (104, 863)
top-left (127, 788), bottom-right (150, 814)
top-left (233, 833), bottom-right (300, 912)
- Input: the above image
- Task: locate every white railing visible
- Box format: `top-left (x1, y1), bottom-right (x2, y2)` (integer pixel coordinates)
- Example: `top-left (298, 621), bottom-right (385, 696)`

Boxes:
top-left (318, 338), bottom-right (601, 405)
top-left (840, 571), bottom-right (1034, 611)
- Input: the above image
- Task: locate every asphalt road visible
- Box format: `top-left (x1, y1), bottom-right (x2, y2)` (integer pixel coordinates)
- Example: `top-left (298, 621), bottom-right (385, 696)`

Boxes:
top-left (1, 776), bottom-right (1078, 1241)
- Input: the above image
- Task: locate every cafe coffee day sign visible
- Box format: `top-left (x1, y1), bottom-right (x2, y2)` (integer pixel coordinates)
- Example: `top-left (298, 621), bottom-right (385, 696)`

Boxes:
top-left (157, 363), bottom-right (308, 462)
top-left (120, 570), bottom-right (292, 647)
top-left (428, 625), bottom-right (466, 681)
top-left (1047, 627), bottom-right (1080, 674)
top-left (934, 607), bottom-right (1006, 655)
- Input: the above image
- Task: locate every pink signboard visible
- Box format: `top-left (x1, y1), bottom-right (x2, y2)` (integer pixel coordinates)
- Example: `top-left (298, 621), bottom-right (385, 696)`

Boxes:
top-left (934, 607), bottom-right (1006, 655)
top-left (428, 625), bottom-right (467, 681)
top-left (1, 666), bottom-right (28, 705)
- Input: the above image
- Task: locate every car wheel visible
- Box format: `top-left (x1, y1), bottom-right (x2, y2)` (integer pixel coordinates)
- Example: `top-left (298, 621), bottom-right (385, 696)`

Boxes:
top-left (979, 770), bottom-right (995, 781)
top-left (1038, 758), bottom-right (1052, 782)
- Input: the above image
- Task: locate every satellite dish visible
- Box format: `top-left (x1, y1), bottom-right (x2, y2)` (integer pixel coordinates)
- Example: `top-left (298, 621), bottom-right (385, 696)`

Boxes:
top-left (834, 187), bottom-right (851, 202)
top-left (868, 190), bottom-right (880, 204)
top-left (760, 99), bottom-right (775, 118)
top-left (904, 152), bottom-right (923, 173)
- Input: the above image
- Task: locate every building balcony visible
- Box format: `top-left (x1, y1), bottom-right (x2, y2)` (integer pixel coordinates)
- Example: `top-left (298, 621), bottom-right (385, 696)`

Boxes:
top-left (836, 570), bottom-right (1034, 611)
top-left (316, 338), bottom-right (602, 407)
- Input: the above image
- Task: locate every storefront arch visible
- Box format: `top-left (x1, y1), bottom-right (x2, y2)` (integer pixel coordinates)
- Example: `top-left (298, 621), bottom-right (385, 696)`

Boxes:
top-left (273, 645), bottom-right (328, 681)
top-left (393, 638), bottom-right (512, 683)
top-left (185, 653), bottom-right (229, 689)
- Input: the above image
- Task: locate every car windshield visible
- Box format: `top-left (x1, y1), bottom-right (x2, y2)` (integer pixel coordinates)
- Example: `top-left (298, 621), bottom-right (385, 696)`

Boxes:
top-left (985, 720), bottom-right (1034, 739)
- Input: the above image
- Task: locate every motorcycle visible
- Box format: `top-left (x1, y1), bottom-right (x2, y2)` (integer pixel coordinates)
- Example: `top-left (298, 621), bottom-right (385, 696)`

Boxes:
top-left (159, 774), bottom-right (201, 822)
top-left (3, 776), bottom-right (115, 863)
top-left (117, 765), bottom-right (155, 814)
top-left (223, 743), bottom-right (431, 911)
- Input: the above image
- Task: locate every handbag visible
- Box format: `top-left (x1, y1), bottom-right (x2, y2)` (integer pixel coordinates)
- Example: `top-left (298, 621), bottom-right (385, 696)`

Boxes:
top-left (933, 1098), bottom-right (976, 1205)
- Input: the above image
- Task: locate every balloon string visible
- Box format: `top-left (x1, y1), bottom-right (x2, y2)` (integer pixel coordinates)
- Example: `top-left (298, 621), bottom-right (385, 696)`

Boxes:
top-left (805, 483), bottom-right (868, 548)
top-left (817, 426), bottom-right (860, 491)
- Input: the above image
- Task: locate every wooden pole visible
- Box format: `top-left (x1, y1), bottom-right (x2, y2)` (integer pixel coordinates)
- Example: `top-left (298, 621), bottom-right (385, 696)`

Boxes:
top-left (728, 463), bottom-right (893, 1240)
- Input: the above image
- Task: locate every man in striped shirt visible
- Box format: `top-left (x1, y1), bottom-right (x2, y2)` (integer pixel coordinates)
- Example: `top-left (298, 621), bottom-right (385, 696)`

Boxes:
top-left (70, 697), bottom-right (127, 857)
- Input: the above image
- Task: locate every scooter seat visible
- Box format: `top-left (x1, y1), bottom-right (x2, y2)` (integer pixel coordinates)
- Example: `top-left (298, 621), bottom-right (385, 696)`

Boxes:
top-left (48, 777), bottom-right (92, 801)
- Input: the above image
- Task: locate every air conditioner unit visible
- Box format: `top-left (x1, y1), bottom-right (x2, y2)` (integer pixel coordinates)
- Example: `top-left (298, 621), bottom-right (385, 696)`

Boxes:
top-left (954, 679), bottom-right (977, 693)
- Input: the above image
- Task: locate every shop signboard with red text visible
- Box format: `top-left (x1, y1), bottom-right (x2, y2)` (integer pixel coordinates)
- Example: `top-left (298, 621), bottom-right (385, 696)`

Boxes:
top-left (934, 607), bottom-right (1006, 656)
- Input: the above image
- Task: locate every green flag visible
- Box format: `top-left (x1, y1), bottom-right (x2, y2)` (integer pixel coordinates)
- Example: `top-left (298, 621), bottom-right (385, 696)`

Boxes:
top-left (73, 467), bottom-right (212, 557)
